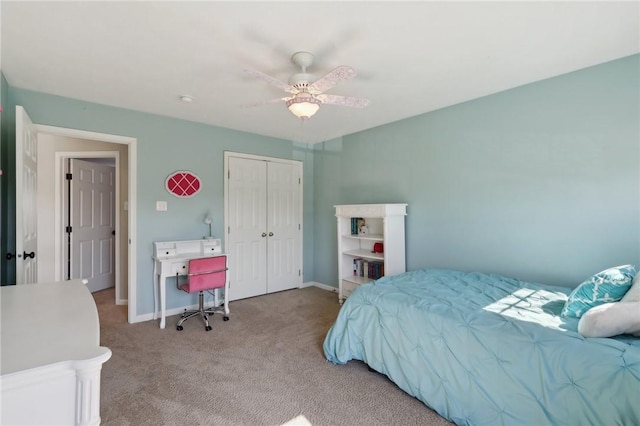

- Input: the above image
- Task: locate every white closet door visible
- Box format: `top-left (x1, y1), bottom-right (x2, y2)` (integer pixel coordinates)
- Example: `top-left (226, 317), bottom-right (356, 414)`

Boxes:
top-left (227, 157), bottom-right (268, 300)
top-left (266, 161), bottom-right (301, 293)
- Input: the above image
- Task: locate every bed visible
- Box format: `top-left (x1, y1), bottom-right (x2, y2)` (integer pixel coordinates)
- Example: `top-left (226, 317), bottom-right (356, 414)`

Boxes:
top-left (323, 268), bottom-right (640, 425)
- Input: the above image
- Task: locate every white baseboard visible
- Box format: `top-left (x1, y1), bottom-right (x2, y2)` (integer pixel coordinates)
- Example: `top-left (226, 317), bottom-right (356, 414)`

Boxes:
top-left (301, 281), bottom-right (338, 293)
top-left (130, 303), bottom-right (200, 325)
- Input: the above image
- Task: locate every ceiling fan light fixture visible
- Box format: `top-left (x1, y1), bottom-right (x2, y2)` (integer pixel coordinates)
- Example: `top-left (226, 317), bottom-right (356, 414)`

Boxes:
top-left (286, 95), bottom-right (321, 120)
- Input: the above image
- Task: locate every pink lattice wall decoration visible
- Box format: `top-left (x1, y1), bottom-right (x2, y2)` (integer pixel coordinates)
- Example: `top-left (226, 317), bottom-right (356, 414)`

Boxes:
top-left (165, 171), bottom-right (202, 198)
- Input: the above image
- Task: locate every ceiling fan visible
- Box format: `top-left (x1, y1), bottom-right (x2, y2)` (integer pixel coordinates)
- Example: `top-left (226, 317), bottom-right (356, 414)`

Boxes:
top-left (244, 51), bottom-right (370, 120)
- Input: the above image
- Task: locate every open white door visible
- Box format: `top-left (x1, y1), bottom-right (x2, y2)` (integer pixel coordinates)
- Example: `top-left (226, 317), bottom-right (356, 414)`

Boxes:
top-left (15, 106), bottom-right (38, 284)
top-left (69, 158), bottom-right (115, 292)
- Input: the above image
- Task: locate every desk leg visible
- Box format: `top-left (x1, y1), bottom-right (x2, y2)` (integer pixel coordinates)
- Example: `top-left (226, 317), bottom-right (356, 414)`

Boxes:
top-left (153, 263), bottom-right (159, 321)
top-left (224, 279), bottom-right (230, 315)
top-left (159, 273), bottom-right (167, 329)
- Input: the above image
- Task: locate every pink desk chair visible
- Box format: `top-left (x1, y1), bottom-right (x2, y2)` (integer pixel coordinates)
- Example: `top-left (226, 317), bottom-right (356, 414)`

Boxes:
top-left (176, 256), bottom-right (229, 331)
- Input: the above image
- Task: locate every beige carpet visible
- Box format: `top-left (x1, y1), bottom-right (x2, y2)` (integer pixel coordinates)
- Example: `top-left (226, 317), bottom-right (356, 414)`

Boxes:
top-left (94, 286), bottom-right (452, 426)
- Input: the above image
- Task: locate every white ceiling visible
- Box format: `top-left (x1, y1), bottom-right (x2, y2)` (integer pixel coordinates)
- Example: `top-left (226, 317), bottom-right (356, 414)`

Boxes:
top-left (2, 1), bottom-right (638, 144)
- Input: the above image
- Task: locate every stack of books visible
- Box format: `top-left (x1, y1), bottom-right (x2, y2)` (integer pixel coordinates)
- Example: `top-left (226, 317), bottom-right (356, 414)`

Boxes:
top-left (353, 258), bottom-right (384, 280)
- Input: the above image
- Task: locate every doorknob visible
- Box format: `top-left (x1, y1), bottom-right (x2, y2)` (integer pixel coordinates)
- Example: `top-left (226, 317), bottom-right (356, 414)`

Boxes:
top-left (23, 251), bottom-right (35, 259)
top-left (112, 230), bottom-right (116, 236)
top-left (268, 232), bottom-right (274, 237)
top-left (6, 253), bottom-right (15, 260)
top-left (261, 232), bottom-right (267, 237)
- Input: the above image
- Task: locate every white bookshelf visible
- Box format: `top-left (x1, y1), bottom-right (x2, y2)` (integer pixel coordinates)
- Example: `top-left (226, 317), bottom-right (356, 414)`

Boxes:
top-left (335, 204), bottom-right (407, 303)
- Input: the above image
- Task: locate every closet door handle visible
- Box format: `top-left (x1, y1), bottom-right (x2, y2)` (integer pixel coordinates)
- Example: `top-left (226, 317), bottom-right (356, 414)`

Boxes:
top-left (261, 232), bottom-right (267, 237)
top-left (268, 232), bottom-right (274, 237)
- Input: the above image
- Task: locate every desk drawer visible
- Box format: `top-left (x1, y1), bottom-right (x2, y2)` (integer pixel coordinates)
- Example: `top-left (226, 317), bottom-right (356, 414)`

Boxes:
top-left (170, 261), bottom-right (188, 276)
top-left (203, 240), bottom-right (222, 254)
top-left (154, 241), bottom-right (177, 258)
top-left (158, 248), bottom-right (177, 257)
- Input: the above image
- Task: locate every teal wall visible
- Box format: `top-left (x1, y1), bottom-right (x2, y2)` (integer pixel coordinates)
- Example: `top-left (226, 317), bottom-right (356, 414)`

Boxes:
top-left (1, 87), bottom-right (315, 314)
top-left (2, 54), bottom-right (638, 317)
top-left (314, 54), bottom-right (640, 288)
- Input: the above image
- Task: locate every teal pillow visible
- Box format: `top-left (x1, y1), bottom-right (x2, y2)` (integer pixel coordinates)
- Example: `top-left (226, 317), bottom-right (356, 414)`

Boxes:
top-left (561, 265), bottom-right (636, 318)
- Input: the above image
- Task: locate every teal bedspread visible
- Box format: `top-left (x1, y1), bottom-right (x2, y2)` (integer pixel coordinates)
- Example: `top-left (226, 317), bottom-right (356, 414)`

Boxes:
top-left (323, 268), bottom-right (640, 425)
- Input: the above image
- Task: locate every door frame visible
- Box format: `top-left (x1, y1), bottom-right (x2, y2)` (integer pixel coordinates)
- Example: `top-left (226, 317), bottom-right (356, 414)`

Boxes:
top-left (37, 124), bottom-right (138, 323)
top-left (223, 151), bottom-right (303, 293)
top-left (57, 153), bottom-right (120, 300)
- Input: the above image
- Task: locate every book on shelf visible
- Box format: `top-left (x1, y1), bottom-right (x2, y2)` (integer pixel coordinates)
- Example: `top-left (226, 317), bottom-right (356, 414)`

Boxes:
top-left (353, 257), bottom-right (363, 276)
top-left (368, 261), bottom-right (384, 280)
top-left (350, 217), bottom-right (365, 235)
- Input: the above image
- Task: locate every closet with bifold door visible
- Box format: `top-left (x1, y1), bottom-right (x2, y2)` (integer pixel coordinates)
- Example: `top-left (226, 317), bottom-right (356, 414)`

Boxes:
top-left (224, 152), bottom-right (303, 301)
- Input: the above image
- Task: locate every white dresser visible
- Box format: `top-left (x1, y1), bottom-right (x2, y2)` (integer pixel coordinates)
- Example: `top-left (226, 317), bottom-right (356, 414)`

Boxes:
top-left (1, 279), bottom-right (112, 425)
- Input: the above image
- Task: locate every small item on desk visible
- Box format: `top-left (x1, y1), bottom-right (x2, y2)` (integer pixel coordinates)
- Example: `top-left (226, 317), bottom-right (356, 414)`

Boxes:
top-left (204, 216), bottom-right (214, 239)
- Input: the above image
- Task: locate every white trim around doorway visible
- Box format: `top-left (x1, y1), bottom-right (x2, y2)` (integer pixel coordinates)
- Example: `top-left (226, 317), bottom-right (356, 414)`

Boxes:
top-left (37, 124), bottom-right (139, 324)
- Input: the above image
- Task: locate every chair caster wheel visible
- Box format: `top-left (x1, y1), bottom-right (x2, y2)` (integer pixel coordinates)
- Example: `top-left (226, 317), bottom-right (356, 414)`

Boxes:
top-left (177, 325), bottom-right (184, 331)
top-left (205, 326), bottom-right (212, 331)
top-left (223, 316), bottom-right (229, 321)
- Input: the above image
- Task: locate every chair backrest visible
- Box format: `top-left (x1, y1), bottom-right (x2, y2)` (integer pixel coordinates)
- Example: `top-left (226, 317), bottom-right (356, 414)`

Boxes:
top-left (186, 256), bottom-right (227, 293)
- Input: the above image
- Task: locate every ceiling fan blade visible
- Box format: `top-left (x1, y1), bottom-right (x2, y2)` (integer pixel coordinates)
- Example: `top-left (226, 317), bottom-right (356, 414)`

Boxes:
top-left (308, 65), bottom-right (357, 93)
top-left (241, 97), bottom-right (291, 108)
top-left (316, 94), bottom-right (370, 108)
top-left (243, 69), bottom-right (297, 94)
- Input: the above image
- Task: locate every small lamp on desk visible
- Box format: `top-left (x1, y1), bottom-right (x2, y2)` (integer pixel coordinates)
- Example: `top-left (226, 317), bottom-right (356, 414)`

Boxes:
top-left (204, 216), bottom-right (213, 240)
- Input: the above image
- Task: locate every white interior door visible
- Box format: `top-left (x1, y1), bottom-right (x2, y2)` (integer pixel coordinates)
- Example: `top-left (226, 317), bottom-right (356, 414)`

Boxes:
top-left (266, 161), bottom-right (301, 293)
top-left (15, 106), bottom-right (38, 284)
top-left (227, 157), bottom-right (268, 300)
top-left (69, 159), bottom-right (115, 292)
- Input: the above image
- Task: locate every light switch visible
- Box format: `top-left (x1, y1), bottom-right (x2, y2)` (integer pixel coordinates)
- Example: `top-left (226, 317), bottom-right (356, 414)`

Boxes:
top-left (156, 201), bottom-right (168, 212)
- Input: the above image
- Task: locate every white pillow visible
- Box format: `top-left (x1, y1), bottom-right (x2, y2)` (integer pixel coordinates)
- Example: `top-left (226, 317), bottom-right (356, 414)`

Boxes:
top-left (621, 272), bottom-right (640, 302)
top-left (577, 301), bottom-right (640, 338)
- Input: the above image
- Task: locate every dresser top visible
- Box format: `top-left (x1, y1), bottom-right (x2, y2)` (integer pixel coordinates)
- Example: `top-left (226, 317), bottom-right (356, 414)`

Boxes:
top-left (1, 280), bottom-right (111, 375)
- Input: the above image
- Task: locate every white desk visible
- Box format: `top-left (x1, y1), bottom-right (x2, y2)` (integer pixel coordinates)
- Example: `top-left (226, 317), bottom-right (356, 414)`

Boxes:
top-left (152, 238), bottom-right (228, 329)
top-left (1, 279), bottom-right (112, 426)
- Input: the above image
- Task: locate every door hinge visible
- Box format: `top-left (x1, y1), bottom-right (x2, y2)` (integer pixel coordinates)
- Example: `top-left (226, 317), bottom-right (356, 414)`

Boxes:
top-left (228, 170), bottom-right (230, 179)
top-left (299, 270), bottom-right (301, 276)
top-left (298, 224), bottom-right (301, 230)
top-left (298, 177), bottom-right (301, 184)
top-left (65, 173), bottom-right (73, 180)
top-left (66, 226), bottom-right (72, 233)
top-left (228, 226), bottom-right (230, 234)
